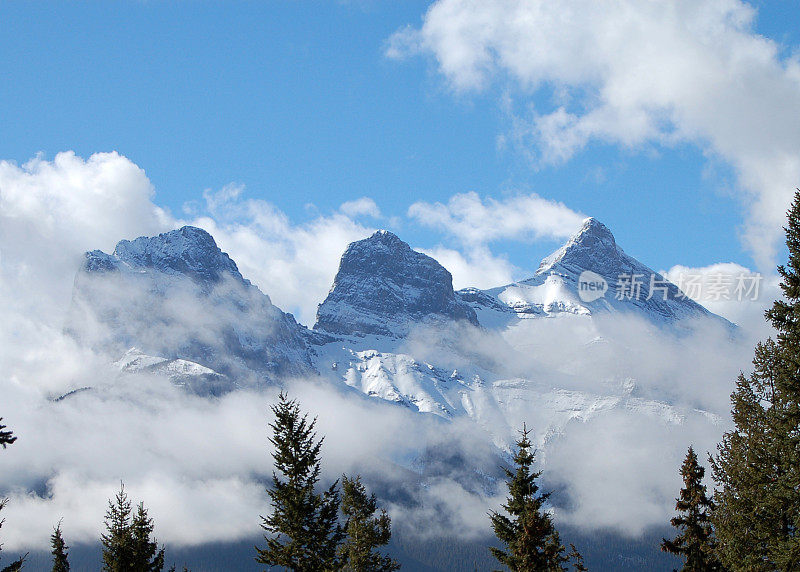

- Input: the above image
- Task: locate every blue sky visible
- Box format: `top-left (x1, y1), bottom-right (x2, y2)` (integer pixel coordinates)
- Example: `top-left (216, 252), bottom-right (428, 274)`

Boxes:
top-left (1, 1), bottom-right (799, 289)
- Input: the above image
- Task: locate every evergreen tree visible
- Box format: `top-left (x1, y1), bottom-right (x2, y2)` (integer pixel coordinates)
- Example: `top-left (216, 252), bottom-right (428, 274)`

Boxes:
top-left (0, 420), bottom-right (15, 449)
top-left (567, 545), bottom-right (586, 572)
top-left (711, 190), bottom-right (800, 570)
top-left (489, 424), bottom-right (571, 572)
top-left (50, 521), bottom-right (70, 572)
top-left (101, 483), bottom-right (165, 572)
top-left (0, 419), bottom-right (25, 572)
top-left (256, 392), bottom-right (343, 571)
top-left (102, 484), bottom-right (135, 571)
top-left (131, 503), bottom-right (165, 572)
top-left (661, 447), bottom-right (723, 571)
top-left (339, 475), bottom-right (399, 572)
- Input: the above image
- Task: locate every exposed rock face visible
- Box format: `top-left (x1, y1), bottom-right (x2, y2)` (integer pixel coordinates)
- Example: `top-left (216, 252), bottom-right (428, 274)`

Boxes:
top-left (97, 225), bottom-right (244, 286)
top-left (68, 226), bottom-right (315, 386)
top-left (314, 230), bottom-right (479, 337)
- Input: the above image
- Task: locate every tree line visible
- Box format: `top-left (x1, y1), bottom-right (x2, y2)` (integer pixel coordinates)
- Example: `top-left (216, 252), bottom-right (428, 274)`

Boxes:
top-left (4, 190), bottom-right (800, 571)
top-left (659, 190), bottom-right (800, 571)
top-left (0, 394), bottom-right (584, 571)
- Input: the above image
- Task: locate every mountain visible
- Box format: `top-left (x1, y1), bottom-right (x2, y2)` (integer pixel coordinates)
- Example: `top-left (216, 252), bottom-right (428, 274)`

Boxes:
top-left (53, 221), bottom-right (734, 571)
top-left (64, 222), bottom-right (731, 439)
top-left (86, 224), bottom-right (244, 287)
top-left (67, 226), bottom-right (315, 385)
top-left (314, 230), bottom-right (478, 338)
top-left (460, 217), bottom-right (727, 328)
top-left (305, 224), bottom-right (730, 451)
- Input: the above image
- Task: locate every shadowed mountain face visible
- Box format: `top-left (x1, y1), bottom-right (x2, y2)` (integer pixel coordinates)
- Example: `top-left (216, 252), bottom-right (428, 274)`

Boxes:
top-left (314, 230), bottom-right (479, 337)
top-left (67, 226), bottom-right (315, 385)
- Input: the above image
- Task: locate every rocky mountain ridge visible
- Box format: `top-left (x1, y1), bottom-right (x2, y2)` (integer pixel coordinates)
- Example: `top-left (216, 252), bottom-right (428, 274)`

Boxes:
top-left (64, 220), bottom-right (732, 448)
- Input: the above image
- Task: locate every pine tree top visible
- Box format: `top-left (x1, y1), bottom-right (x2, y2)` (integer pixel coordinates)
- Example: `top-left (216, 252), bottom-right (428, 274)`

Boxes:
top-left (767, 190), bottom-right (800, 335)
top-left (663, 446), bottom-right (722, 570)
top-left (51, 521), bottom-right (70, 572)
top-left (257, 392), bottom-right (344, 571)
top-left (0, 419), bottom-right (16, 449)
top-left (489, 424), bottom-right (570, 572)
top-left (101, 483), bottom-right (164, 572)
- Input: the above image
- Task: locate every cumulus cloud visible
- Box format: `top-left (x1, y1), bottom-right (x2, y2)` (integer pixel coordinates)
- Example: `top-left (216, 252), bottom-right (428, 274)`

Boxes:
top-left (389, 0), bottom-right (800, 269)
top-left (186, 187), bottom-right (376, 326)
top-left (663, 262), bottom-right (781, 335)
top-left (407, 191), bottom-right (585, 288)
top-left (0, 152), bottom-right (171, 318)
top-left (409, 191), bottom-right (585, 246)
top-left (339, 197), bottom-right (382, 219)
top-left (415, 244), bottom-right (518, 289)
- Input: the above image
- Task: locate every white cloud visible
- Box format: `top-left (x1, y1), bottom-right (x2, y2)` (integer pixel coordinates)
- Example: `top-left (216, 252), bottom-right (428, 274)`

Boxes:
top-left (408, 192), bottom-right (584, 286)
top-left (188, 187), bottom-right (376, 326)
top-left (339, 197), bottom-right (382, 219)
top-left (408, 191), bottom-right (585, 246)
top-left (415, 244), bottom-right (518, 289)
top-left (389, 0), bottom-right (800, 270)
top-left (0, 152), bottom-right (171, 318)
top-left (663, 262), bottom-right (781, 336)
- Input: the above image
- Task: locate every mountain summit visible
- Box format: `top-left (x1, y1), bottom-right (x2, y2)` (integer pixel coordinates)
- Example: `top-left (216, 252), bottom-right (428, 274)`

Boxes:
top-left (314, 230), bottom-right (479, 337)
top-left (113, 226), bottom-right (244, 284)
top-left (537, 217), bottom-right (620, 275)
top-left (84, 226), bottom-right (246, 288)
top-left (464, 217), bottom-right (723, 326)
top-left (68, 226), bottom-right (315, 385)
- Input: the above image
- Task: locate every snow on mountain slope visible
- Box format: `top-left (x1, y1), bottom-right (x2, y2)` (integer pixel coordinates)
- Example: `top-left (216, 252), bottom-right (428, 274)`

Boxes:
top-left (312, 333), bottom-right (503, 419)
top-left (460, 217), bottom-right (730, 328)
top-left (63, 222), bottom-right (731, 455)
top-left (307, 222), bottom-right (731, 452)
top-left (114, 347), bottom-right (231, 395)
top-left (311, 337), bottom-right (720, 454)
top-left (314, 230), bottom-right (478, 338)
top-left (67, 226), bottom-right (315, 386)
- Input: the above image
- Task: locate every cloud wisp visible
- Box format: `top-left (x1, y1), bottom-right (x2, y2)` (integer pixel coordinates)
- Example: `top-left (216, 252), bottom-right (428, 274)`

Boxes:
top-left (388, 0), bottom-right (800, 270)
top-left (409, 191), bottom-right (586, 247)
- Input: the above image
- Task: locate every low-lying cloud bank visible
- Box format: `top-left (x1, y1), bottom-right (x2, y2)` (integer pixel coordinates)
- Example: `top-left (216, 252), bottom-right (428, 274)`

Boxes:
top-left (0, 315), bottom-right (758, 550)
top-left (0, 151), bottom-right (780, 552)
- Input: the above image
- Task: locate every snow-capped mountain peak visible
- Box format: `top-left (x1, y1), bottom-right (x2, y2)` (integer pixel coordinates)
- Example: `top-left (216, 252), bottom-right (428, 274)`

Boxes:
top-left (87, 226), bottom-right (247, 287)
top-left (463, 217), bottom-right (728, 327)
top-left (538, 217), bottom-right (619, 275)
top-left (68, 226), bottom-right (315, 385)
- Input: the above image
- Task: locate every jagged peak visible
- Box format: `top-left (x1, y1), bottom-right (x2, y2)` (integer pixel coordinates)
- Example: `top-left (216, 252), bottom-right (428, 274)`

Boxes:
top-left (576, 217), bottom-right (615, 241)
top-left (114, 226), bottom-right (218, 258)
top-left (537, 217), bottom-right (620, 274)
top-left (360, 229), bottom-right (408, 248)
top-left (85, 225), bottom-right (245, 285)
top-left (315, 230), bottom-right (478, 336)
